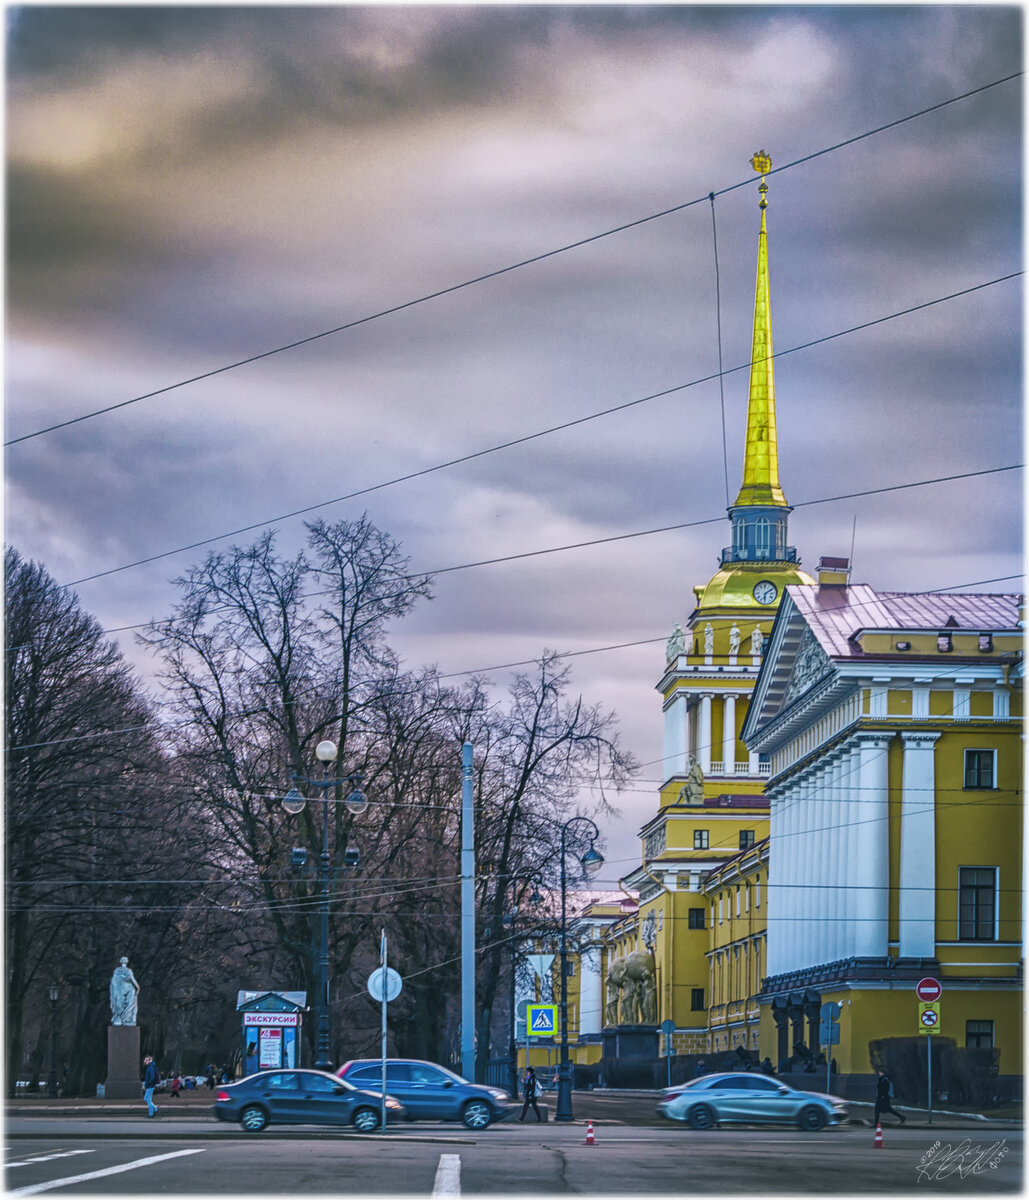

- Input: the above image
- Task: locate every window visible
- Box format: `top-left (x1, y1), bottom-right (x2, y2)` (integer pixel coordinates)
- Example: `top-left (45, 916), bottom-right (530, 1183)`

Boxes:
top-left (735, 886), bottom-right (741, 917)
top-left (937, 633), bottom-right (953, 652)
top-left (688, 907), bottom-right (705, 929)
top-left (959, 867), bottom-right (996, 940)
top-left (964, 749), bottom-right (996, 789)
top-left (718, 896), bottom-right (723, 924)
top-left (301, 1072), bottom-right (338, 1092)
top-left (410, 1064), bottom-right (449, 1085)
top-left (563, 959), bottom-right (575, 977)
top-left (691, 988), bottom-right (705, 1011)
top-left (262, 1073), bottom-right (298, 1090)
top-left (978, 633), bottom-right (993, 652)
top-left (694, 830), bottom-right (709, 849)
top-left (739, 829), bottom-right (755, 850)
top-left (755, 875), bottom-right (761, 908)
top-left (966, 1020), bottom-right (994, 1049)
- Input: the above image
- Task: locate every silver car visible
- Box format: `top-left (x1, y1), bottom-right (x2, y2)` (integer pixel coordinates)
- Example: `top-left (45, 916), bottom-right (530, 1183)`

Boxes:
top-left (658, 1071), bottom-right (847, 1131)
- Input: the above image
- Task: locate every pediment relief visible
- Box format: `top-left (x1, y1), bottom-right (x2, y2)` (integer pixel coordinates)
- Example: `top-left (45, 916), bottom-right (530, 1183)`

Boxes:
top-left (782, 627), bottom-right (831, 706)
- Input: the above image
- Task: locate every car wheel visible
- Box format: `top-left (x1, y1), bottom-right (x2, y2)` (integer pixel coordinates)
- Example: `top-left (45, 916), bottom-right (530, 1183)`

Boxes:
top-left (798, 1106), bottom-right (827, 1131)
top-left (461, 1100), bottom-right (492, 1130)
top-left (687, 1104), bottom-right (716, 1130)
top-left (352, 1106), bottom-right (381, 1133)
top-left (240, 1105), bottom-right (268, 1133)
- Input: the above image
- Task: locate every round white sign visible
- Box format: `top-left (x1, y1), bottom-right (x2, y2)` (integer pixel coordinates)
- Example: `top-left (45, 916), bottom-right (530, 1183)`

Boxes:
top-left (367, 967), bottom-right (403, 1002)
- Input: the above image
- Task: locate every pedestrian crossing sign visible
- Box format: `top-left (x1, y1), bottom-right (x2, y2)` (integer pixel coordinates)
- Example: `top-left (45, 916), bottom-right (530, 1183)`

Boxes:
top-left (526, 1004), bottom-right (558, 1036)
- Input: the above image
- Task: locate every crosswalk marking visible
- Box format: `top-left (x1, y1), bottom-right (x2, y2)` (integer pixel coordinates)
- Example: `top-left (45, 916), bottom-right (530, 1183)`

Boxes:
top-left (431, 1153), bottom-right (461, 1197)
top-left (8, 1148), bottom-right (205, 1195)
top-left (6, 1152), bottom-right (94, 1169)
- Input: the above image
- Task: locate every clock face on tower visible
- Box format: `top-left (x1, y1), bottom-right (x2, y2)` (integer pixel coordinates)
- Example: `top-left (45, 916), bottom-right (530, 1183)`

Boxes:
top-left (753, 580), bottom-right (778, 605)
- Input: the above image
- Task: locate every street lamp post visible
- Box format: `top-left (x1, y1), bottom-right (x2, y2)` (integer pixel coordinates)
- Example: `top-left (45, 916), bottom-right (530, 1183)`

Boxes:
top-left (46, 984), bottom-right (59, 1098)
top-left (555, 817), bottom-right (604, 1123)
top-left (282, 740), bottom-right (368, 1072)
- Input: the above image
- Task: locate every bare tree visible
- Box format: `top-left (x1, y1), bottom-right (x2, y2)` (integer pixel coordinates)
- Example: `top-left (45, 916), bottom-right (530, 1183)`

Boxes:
top-left (4, 547), bottom-right (198, 1094)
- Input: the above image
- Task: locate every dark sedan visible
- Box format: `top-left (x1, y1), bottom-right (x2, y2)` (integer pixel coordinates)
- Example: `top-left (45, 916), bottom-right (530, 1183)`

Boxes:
top-left (213, 1068), bottom-right (404, 1133)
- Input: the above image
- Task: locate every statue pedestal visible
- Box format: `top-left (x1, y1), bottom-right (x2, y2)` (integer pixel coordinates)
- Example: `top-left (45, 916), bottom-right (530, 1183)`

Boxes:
top-left (602, 1024), bottom-right (659, 1059)
top-left (106, 1025), bottom-right (141, 1099)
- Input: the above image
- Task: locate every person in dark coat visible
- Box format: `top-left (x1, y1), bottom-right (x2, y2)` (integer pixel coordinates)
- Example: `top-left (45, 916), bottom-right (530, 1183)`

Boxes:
top-left (518, 1066), bottom-right (542, 1122)
top-left (142, 1056), bottom-right (160, 1118)
top-left (874, 1068), bottom-right (906, 1125)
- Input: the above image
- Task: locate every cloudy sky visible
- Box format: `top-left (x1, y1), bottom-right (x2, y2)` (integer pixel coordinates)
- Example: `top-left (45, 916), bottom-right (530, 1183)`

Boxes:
top-left (6, 5), bottom-right (1023, 878)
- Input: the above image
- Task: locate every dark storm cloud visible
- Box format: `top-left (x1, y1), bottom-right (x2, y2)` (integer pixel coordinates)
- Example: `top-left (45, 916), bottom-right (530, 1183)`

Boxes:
top-left (6, 6), bottom-right (1021, 871)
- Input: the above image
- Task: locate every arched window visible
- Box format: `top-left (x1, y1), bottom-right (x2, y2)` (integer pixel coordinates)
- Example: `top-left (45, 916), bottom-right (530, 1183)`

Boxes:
top-left (756, 518), bottom-right (770, 556)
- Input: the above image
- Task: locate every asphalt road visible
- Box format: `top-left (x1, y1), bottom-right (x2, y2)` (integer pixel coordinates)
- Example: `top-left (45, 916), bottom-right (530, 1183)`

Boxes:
top-left (5, 1099), bottom-right (1021, 1196)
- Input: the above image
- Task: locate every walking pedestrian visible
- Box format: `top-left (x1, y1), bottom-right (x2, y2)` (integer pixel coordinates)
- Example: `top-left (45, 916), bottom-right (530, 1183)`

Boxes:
top-left (170, 1072), bottom-right (181, 1098)
top-left (518, 1066), bottom-right (542, 1122)
top-left (142, 1056), bottom-right (160, 1118)
top-left (874, 1067), bottom-right (906, 1125)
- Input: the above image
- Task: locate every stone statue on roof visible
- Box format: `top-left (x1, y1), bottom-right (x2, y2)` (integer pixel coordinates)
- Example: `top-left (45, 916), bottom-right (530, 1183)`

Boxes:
top-left (751, 625), bottom-right (764, 656)
top-left (729, 624), bottom-right (741, 656)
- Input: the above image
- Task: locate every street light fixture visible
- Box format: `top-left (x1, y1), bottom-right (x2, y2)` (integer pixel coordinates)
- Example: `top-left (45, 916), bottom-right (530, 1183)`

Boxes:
top-left (46, 984), bottom-right (59, 1098)
top-left (282, 739), bottom-right (368, 1071)
top-left (555, 817), bottom-right (603, 1122)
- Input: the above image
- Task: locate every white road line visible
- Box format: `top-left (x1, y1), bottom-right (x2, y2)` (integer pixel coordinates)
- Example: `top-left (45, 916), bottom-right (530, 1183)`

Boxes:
top-left (8, 1148), bottom-right (205, 1195)
top-left (6, 1152), bottom-right (94, 1169)
top-left (431, 1152), bottom-right (461, 1197)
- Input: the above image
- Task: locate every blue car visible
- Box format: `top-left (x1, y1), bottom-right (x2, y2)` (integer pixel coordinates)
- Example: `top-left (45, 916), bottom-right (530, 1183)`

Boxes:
top-left (337, 1058), bottom-right (516, 1129)
top-left (213, 1068), bottom-right (404, 1133)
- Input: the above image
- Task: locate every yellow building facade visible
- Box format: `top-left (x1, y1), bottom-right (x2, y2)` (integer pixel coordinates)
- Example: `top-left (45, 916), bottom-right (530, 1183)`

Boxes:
top-left (744, 581), bottom-right (1023, 1093)
top-left (575, 153), bottom-right (1023, 1102)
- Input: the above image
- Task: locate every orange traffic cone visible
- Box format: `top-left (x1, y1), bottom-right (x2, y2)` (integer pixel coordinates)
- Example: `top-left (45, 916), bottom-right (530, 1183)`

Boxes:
top-left (585, 1120), bottom-right (596, 1146)
top-left (873, 1123), bottom-right (883, 1149)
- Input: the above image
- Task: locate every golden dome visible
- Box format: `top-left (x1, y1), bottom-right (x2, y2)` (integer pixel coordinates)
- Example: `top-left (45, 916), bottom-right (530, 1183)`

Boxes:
top-left (692, 562), bottom-right (814, 614)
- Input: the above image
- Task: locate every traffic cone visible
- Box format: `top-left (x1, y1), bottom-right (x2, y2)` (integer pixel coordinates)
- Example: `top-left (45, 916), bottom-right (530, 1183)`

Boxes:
top-left (873, 1123), bottom-right (883, 1149)
top-left (585, 1120), bottom-right (596, 1146)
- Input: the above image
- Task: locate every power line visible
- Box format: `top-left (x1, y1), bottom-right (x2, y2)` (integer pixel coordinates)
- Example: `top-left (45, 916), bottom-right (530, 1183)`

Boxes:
top-left (61, 272), bottom-right (1022, 590)
top-left (7, 70), bottom-right (1020, 451)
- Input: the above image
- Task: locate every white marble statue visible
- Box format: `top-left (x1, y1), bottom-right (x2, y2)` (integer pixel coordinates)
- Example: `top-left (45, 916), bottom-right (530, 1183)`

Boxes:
top-left (110, 957), bottom-right (140, 1026)
top-left (751, 626), bottom-right (764, 656)
top-left (704, 624), bottom-right (714, 655)
top-left (666, 623), bottom-right (685, 660)
top-left (729, 624), bottom-right (741, 656)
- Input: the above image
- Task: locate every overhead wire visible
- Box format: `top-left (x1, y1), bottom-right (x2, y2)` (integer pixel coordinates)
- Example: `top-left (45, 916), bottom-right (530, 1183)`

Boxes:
top-left (61, 272), bottom-right (1023, 589)
top-left (6, 69), bottom-right (1020, 452)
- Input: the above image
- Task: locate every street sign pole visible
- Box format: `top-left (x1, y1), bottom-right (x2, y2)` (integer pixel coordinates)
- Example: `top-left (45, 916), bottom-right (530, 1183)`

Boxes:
top-left (927, 1033), bottom-right (932, 1126)
top-left (916, 978), bottom-right (942, 1127)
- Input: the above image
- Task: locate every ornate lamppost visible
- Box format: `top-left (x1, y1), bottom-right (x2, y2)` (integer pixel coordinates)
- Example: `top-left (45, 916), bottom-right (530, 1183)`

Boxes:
top-left (46, 984), bottom-right (60, 1098)
top-left (282, 740), bottom-right (368, 1072)
top-left (555, 817), bottom-right (603, 1122)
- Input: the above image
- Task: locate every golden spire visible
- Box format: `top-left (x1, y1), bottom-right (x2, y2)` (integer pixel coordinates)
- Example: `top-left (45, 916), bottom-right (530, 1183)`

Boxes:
top-left (733, 151), bottom-right (787, 509)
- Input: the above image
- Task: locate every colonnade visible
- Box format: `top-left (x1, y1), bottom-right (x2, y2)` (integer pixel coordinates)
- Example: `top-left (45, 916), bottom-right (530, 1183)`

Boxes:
top-left (766, 730), bottom-right (939, 977)
top-left (663, 690), bottom-right (763, 781)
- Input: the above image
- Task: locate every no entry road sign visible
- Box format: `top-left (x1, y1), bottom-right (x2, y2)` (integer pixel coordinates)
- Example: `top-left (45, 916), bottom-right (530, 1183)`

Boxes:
top-left (916, 977), bottom-right (942, 1002)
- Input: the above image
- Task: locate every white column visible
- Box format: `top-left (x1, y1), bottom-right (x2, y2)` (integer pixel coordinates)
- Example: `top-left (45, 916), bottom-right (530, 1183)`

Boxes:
top-left (838, 743), bottom-right (858, 960)
top-left (805, 768), bottom-right (820, 964)
top-left (899, 732), bottom-right (941, 958)
top-left (766, 790), bottom-right (786, 977)
top-left (662, 694), bottom-right (688, 782)
top-left (826, 751), bottom-right (844, 963)
top-left (853, 734), bottom-right (891, 958)
top-left (722, 694), bottom-right (737, 775)
top-left (698, 693), bottom-right (713, 774)
top-left (780, 780), bottom-right (799, 973)
top-left (578, 942), bottom-right (604, 1035)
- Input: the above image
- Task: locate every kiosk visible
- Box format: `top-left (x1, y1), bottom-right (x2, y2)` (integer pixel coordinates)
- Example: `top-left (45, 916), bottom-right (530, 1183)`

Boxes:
top-left (237, 991), bottom-right (307, 1074)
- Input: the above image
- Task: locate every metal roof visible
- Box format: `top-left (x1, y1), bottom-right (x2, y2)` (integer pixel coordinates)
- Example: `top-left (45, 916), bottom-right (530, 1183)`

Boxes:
top-left (786, 585), bottom-right (1021, 659)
